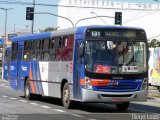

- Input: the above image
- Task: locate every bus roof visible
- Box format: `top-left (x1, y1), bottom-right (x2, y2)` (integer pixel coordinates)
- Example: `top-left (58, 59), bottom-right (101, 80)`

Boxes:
top-left (12, 25), bottom-right (145, 42)
top-left (76, 25), bottom-right (145, 32)
top-left (12, 32), bottom-right (51, 42)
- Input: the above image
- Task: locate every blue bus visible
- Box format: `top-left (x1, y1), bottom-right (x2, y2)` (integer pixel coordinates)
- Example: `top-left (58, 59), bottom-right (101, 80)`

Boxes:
top-left (8, 25), bottom-right (148, 110)
top-left (3, 46), bottom-right (11, 80)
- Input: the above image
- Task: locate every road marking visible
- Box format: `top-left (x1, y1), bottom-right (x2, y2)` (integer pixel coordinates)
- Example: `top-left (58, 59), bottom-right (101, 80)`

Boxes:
top-left (70, 113), bottom-right (84, 117)
top-left (54, 109), bottom-right (66, 112)
top-left (41, 106), bottom-right (51, 109)
top-left (19, 100), bottom-right (28, 103)
top-left (2, 95), bottom-right (8, 98)
top-left (10, 98), bottom-right (17, 100)
top-left (30, 103), bottom-right (39, 106)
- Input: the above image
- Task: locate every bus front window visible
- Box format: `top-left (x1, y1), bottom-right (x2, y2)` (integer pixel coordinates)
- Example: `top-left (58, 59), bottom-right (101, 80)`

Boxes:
top-left (84, 40), bottom-right (147, 74)
top-left (84, 40), bottom-right (117, 74)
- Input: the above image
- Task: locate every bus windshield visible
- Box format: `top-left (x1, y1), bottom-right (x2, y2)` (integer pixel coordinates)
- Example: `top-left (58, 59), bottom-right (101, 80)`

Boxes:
top-left (84, 40), bottom-right (147, 74)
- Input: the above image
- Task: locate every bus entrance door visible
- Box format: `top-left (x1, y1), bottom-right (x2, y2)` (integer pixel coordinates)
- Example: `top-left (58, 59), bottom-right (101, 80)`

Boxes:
top-left (16, 45), bottom-right (23, 90)
top-left (73, 41), bottom-right (83, 99)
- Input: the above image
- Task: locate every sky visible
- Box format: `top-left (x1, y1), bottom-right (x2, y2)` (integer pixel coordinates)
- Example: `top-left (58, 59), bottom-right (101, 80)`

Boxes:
top-left (0, 0), bottom-right (159, 36)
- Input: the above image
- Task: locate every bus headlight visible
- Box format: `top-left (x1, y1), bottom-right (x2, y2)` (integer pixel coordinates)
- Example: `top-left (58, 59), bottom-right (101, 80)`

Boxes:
top-left (141, 78), bottom-right (148, 90)
top-left (85, 77), bottom-right (93, 90)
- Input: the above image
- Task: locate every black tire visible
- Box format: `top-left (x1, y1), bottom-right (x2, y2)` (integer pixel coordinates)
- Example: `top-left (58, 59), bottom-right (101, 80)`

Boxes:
top-left (158, 86), bottom-right (160, 92)
top-left (116, 102), bottom-right (129, 111)
top-left (62, 82), bottom-right (72, 109)
top-left (34, 94), bottom-right (42, 100)
top-left (24, 80), bottom-right (34, 100)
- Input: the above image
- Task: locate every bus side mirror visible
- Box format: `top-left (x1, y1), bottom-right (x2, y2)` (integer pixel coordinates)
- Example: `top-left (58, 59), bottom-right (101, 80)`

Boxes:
top-left (79, 42), bottom-right (85, 57)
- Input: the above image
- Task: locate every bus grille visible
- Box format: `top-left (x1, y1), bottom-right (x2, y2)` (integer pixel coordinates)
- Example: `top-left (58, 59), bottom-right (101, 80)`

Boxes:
top-left (95, 81), bottom-right (141, 92)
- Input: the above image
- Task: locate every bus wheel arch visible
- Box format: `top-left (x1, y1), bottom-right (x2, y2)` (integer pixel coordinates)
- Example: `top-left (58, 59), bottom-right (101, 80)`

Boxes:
top-left (24, 76), bottom-right (28, 87)
top-left (24, 76), bottom-right (33, 100)
top-left (61, 79), bottom-right (68, 98)
top-left (61, 79), bottom-right (72, 109)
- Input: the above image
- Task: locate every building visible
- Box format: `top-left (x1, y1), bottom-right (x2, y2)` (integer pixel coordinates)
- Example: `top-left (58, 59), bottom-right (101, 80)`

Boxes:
top-left (57, 0), bottom-right (160, 39)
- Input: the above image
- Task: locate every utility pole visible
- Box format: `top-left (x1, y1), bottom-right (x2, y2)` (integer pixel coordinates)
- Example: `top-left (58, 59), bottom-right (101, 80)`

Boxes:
top-left (31, 0), bottom-right (35, 34)
top-left (0, 7), bottom-right (13, 79)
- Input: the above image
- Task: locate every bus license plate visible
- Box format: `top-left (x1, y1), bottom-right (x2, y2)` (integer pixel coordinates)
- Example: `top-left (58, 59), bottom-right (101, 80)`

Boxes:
top-left (111, 98), bottom-right (123, 102)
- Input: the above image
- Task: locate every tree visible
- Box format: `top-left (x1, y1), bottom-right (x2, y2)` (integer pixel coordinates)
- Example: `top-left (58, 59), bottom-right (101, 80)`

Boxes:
top-left (148, 39), bottom-right (160, 48)
top-left (43, 27), bottom-right (58, 32)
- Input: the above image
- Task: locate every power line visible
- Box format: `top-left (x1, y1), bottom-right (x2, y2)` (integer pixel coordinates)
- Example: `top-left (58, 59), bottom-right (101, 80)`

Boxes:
top-left (148, 34), bottom-right (160, 40)
top-left (0, 1), bottom-right (160, 11)
top-left (124, 11), bottom-right (160, 23)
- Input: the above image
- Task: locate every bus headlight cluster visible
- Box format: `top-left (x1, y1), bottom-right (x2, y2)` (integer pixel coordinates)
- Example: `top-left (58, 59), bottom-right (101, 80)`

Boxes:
top-left (85, 77), bottom-right (93, 90)
top-left (141, 78), bottom-right (148, 90)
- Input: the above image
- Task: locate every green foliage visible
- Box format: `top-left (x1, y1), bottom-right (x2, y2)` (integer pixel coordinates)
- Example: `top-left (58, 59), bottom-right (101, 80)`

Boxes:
top-left (43, 27), bottom-right (57, 32)
top-left (148, 39), bottom-right (160, 48)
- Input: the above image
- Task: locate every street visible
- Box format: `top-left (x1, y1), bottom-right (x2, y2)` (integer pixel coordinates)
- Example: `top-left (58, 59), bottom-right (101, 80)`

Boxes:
top-left (0, 79), bottom-right (160, 120)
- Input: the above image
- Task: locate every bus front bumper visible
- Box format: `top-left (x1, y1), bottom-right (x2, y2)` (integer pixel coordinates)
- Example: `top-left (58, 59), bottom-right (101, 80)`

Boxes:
top-left (81, 88), bottom-right (148, 103)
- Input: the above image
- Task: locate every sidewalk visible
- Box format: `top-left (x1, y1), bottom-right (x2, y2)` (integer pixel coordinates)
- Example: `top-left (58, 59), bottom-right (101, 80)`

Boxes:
top-left (147, 86), bottom-right (160, 102)
top-left (0, 79), bottom-right (9, 83)
top-left (0, 79), bottom-right (10, 86)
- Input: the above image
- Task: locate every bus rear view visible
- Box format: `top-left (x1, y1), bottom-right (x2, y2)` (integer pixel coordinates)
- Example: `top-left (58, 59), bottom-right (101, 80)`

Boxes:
top-left (78, 26), bottom-right (148, 110)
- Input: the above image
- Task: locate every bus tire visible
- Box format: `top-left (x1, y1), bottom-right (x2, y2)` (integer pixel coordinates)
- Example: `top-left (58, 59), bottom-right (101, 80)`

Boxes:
top-left (62, 82), bottom-right (72, 109)
top-left (116, 102), bottom-right (129, 111)
top-left (24, 80), bottom-right (34, 100)
top-left (158, 86), bottom-right (160, 92)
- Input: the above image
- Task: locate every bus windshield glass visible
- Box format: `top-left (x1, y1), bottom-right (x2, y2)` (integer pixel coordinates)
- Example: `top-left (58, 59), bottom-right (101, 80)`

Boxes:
top-left (84, 40), bottom-right (147, 74)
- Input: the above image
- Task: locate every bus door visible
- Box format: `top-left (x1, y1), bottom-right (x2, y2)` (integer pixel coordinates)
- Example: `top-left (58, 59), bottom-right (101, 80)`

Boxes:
top-left (73, 41), bottom-right (83, 99)
top-left (16, 44), bottom-right (23, 89)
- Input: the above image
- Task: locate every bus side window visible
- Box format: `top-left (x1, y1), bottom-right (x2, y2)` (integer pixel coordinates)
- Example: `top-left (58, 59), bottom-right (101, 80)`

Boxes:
top-left (61, 35), bottom-right (74, 61)
top-left (4, 49), bottom-right (10, 62)
top-left (55, 37), bottom-right (62, 61)
top-left (36, 40), bottom-right (42, 61)
top-left (50, 37), bottom-right (56, 61)
top-left (23, 41), bottom-right (32, 61)
top-left (42, 38), bottom-right (50, 61)
top-left (32, 40), bottom-right (37, 61)
top-left (11, 42), bottom-right (18, 61)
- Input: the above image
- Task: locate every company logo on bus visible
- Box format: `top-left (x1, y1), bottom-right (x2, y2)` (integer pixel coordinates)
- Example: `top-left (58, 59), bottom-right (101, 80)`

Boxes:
top-left (22, 66), bottom-right (27, 71)
top-left (109, 81), bottom-right (119, 86)
top-left (10, 66), bottom-right (14, 71)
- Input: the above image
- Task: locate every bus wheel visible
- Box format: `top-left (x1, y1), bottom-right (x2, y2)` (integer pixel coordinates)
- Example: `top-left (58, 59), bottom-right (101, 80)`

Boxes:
top-left (24, 80), bottom-right (33, 100)
top-left (62, 83), bottom-right (72, 109)
top-left (116, 102), bottom-right (129, 111)
top-left (158, 86), bottom-right (160, 92)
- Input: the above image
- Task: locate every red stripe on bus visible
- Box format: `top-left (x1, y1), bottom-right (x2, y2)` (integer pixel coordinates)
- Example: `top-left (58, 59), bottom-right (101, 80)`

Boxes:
top-left (80, 79), bottom-right (110, 86)
top-left (70, 63), bottom-right (73, 73)
top-left (29, 66), bottom-right (35, 93)
top-left (90, 79), bottom-right (110, 86)
top-left (80, 79), bottom-right (85, 85)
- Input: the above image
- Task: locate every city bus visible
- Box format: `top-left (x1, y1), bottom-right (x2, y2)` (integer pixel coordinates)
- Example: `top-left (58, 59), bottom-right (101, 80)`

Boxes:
top-left (3, 46), bottom-right (11, 80)
top-left (8, 25), bottom-right (148, 110)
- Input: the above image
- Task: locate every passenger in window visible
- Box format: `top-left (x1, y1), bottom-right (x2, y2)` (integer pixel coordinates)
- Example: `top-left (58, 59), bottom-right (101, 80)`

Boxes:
top-left (25, 51), bottom-right (31, 60)
top-left (32, 52), bottom-right (37, 61)
top-left (43, 52), bottom-right (49, 61)
top-left (36, 52), bottom-right (41, 60)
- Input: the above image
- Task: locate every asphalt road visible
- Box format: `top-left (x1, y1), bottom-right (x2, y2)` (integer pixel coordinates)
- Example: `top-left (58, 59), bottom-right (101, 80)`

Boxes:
top-left (0, 79), bottom-right (160, 120)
